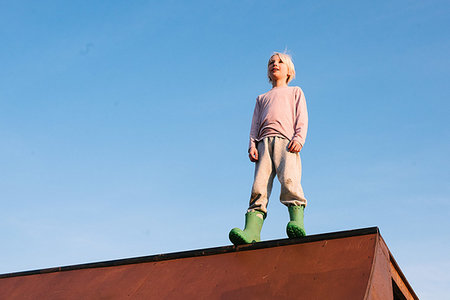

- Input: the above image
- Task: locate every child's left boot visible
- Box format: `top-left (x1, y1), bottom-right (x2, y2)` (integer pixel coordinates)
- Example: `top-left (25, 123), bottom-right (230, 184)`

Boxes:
top-left (286, 205), bottom-right (306, 238)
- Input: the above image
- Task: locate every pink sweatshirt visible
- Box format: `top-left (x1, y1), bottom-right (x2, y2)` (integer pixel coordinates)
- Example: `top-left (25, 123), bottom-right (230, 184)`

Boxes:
top-left (249, 86), bottom-right (308, 150)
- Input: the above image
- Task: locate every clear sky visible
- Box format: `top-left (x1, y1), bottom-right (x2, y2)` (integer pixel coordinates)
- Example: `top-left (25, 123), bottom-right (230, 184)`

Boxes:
top-left (1, 1), bottom-right (449, 298)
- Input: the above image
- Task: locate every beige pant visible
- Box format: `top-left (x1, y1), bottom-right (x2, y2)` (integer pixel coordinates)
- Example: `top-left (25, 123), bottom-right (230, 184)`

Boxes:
top-left (248, 136), bottom-right (307, 216)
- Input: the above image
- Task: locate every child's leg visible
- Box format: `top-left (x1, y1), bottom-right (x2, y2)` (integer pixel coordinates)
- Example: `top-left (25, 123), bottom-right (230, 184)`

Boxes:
top-left (271, 137), bottom-right (307, 237)
top-left (272, 137), bottom-right (307, 207)
top-left (229, 138), bottom-right (274, 246)
top-left (248, 137), bottom-right (276, 216)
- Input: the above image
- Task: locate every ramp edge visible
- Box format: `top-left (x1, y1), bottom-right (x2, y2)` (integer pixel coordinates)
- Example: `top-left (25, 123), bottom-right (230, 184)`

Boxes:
top-left (0, 226), bottom-right (379, 279)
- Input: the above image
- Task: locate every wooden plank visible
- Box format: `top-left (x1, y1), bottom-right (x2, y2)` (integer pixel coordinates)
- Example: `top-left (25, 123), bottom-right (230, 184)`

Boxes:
top-left (390, 260), bottom-right (418, 300)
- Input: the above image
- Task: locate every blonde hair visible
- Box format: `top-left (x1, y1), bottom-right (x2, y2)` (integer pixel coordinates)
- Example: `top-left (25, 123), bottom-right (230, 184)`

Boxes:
top-left (267, 52), bottom-right (296, 84)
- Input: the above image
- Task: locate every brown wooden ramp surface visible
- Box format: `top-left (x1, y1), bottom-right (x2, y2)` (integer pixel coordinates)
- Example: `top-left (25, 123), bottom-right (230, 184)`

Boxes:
top-left (0, 227), bottom-right (418, 299)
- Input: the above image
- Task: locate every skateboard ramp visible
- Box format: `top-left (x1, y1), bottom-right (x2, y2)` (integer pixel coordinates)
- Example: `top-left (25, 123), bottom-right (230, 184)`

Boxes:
top-left (0, 227), bottom-right (417, 299)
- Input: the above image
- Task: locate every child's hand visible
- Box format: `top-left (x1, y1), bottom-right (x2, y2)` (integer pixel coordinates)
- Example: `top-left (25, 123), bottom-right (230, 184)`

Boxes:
top-left (249, 147), bottom-right (259, 162)
top-left (288, 140), bottom-right (302, 153)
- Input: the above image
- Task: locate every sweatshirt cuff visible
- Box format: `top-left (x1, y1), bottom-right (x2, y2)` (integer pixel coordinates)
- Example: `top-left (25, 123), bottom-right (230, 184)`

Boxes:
top-left (248, 139), bottom-right (257, 152)
top-left (292, 136), bottom-right (304, 147)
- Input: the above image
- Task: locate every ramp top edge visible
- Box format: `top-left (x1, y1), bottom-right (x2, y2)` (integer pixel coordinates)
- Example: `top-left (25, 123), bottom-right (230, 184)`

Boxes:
top-left (0, 226), bottom-right (379, 279)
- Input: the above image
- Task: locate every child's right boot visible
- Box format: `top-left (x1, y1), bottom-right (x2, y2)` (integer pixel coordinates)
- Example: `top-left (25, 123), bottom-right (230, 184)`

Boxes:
top-left (229, 211), bottom-right (264, 246)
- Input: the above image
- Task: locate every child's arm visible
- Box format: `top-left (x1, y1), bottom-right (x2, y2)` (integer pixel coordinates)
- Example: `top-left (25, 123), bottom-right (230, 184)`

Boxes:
top-left (248, 97), bottom-right (261, 162)
top-left (290, 88), bottom-right (308, 152)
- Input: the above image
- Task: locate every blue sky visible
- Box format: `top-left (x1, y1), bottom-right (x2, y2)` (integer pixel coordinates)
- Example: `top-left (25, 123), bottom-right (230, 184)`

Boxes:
top-left (1, 1), bottom-right (449, 298)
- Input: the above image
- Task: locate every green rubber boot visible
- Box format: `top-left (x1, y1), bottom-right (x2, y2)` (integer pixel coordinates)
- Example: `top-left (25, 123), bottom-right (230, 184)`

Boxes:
top-left (286, 205), bottom-right (306, 238)
top-left (229, 211), bottom-right (264, 245)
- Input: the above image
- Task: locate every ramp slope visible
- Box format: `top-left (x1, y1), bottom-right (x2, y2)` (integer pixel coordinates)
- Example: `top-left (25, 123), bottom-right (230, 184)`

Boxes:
top-left (0, 227), bottom-right (417, 299)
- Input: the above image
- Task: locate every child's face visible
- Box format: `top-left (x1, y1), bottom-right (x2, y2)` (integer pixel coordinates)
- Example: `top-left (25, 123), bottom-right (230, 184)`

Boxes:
top-left (268, 55), bottom-right (289, 83)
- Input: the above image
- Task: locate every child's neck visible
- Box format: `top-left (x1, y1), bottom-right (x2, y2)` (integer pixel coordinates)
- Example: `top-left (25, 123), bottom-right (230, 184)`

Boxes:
top-left (272, 80), bottom-right (288, 89)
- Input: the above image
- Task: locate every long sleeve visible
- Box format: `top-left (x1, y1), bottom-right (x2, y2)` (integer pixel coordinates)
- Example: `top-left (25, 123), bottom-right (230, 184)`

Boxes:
top-left (292, 88), bottom-right (308, 146)
top-left (248, 97), bottom-right (261, 151)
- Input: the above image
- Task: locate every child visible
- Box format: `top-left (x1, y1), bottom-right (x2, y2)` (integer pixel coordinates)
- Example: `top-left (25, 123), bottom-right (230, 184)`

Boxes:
top-left (229, 52), bottom-right (308, 245)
